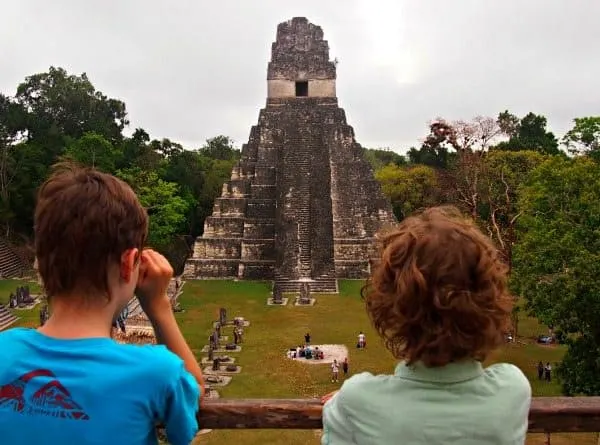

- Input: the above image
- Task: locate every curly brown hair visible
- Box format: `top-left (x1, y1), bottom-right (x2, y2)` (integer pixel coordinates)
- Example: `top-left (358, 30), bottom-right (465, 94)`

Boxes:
top-left (362, 206), bottom-right (512, 367)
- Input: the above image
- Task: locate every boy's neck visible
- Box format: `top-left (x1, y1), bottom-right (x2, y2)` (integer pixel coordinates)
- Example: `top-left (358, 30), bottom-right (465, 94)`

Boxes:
top-left (38, 296), bottom-right (119, 340)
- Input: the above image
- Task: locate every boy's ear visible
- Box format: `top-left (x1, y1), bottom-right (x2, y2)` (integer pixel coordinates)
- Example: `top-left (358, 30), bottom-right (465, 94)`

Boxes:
top-left (120, 248), bottom-right (139, 283)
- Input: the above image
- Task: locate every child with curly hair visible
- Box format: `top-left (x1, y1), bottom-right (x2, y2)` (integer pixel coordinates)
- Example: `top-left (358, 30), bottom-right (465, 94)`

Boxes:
top-left (322, 206), bottom-right (531, 444)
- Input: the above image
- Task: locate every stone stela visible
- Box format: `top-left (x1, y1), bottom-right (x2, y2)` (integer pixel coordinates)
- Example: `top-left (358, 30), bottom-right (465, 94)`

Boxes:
top-left (294, 279), bottom-right (316, 306)
top-left (267, 282), bottom-right (289, 306)
top-left (183, 17), bottom-right (395, 294)
top-left (299, 282), bottom-right (310, 304)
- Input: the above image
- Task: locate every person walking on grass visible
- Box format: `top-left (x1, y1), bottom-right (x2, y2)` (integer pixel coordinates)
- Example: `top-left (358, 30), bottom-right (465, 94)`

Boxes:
top-left (321, 206), bottom-right (531, 445)
top-left (357, 331), bottom-right (366, 349)
top-left (545, 362), bottom-right (552, 382)
top-left (342, 358), bottom-right (349, 377)
top-left (537, 361), bottom-right (544, 380)
top-left (331, 359), bottom-right (339, 383)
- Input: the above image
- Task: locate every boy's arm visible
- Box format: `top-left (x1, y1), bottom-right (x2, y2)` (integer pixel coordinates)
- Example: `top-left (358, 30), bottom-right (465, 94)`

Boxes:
top-left (136, 249), bottom-right (205, 401)
top-left (147, 299), bottom-right (205, 400)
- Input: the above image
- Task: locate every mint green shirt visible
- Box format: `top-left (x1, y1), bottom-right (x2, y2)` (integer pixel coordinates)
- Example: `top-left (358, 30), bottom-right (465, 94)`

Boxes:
top-left (322, 361), bottom-right (531, 444)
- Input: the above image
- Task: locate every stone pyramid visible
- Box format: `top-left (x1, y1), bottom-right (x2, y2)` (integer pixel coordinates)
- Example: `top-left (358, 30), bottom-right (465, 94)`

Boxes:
top-left (184, 17), bottom-right (395, 293)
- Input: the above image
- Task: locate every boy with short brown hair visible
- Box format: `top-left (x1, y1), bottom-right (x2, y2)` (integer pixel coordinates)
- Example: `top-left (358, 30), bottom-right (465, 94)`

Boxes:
top-left (0, 163), bottom-right (203, 445)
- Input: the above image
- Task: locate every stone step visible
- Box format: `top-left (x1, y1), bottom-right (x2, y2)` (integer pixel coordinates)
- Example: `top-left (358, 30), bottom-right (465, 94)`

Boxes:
top-left (0, 238), bottom-right (24, 278)
top-left (274, 278), bottom-right (338, 294)
top-left (0, 305), bottom-right (19, 331)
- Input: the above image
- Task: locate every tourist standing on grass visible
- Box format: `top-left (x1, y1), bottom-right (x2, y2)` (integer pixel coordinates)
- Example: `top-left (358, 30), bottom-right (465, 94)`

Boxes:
top-left (305, 332), bottom-right (311, 344)
top-left (545, 362), bottom-right (552, 382)
top-left (537, 361), bottom-right (544, 380)
top-left (331, 359), bottom-right (340, 383)
top-left (321, 206), bottom-right (531, 445)
top-left (342, 358), bottom-right (349, 377)
top-left (0, 164), bottom-right (204, 445)
top-left (358, 331), bottom-right (366, 348)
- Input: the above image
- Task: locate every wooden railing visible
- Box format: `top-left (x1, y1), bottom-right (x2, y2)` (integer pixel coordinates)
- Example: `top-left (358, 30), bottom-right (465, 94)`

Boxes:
top-left (197, 397), bottom-right (600, 432)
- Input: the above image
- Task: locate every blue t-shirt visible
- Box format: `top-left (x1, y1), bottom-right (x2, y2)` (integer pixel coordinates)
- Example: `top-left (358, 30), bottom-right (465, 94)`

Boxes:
top-left (0, 328), bottom-right (200, 445)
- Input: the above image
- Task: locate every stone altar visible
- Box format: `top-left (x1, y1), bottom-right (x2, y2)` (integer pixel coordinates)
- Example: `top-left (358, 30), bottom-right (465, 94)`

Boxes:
top-left (183, 17), bottom-right (394, 292)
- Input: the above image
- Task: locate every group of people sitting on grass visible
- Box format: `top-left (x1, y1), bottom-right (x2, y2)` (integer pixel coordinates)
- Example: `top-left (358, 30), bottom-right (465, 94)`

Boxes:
top-left (0, 164), bottom-right (533, 445)
top-left (7, 286), bottom-right (35, 308)
top-left (288, 344), bottom-right (325, 360)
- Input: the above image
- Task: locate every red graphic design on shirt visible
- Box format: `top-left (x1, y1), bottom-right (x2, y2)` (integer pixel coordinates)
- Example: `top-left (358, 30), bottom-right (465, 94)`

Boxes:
top-left (0, 369), bottom-right (89, 420)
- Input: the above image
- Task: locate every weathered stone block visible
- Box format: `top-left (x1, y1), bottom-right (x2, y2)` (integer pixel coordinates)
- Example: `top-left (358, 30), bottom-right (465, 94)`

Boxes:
top-left (214, 198), bottom-right (247, 216)
top-left (203, 217), bottom-right (245, 238)
top-left (193, 239), bottom-right (241, 259)
top-left (241, 240), bottom-right (275, 260)
top-left (246, 200), bottom-right (276, 219)
top-left (243, 220), bottom-right (275, 239)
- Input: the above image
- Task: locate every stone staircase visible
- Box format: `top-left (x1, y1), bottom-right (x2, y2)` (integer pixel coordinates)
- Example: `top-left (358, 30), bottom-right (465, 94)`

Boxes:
top-left (295, 126), bottom-right (312, 279)
top-left (274, 273), bottom-right (338, 294)
top-left (272, 106), bottom-right (338, 294)
top-left (0, 305), bottom-right (18, 331)
top-left (124, 278), bottom-right (184, 324)
top-left (0, 238), bottom-right (25, 278)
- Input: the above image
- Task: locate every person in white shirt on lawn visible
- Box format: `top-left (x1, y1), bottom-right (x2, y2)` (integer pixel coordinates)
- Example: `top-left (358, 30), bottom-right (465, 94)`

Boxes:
top-left (331, 359), bottom-right (339, 383)
top-left (358, 331), bottom-right (366, 349)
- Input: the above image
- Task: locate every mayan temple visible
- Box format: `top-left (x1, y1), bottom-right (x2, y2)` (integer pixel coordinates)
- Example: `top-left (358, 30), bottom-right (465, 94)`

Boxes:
top-left (183, 17), bottom-right (395, 293)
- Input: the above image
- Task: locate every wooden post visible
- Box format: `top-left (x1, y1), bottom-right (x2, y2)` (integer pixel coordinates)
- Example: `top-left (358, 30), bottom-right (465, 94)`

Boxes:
top-left (196, 397), bottom-right (600, 432)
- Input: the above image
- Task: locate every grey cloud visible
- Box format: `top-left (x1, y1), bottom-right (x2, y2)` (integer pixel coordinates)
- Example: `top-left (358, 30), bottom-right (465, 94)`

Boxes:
top-left (1, 0), bottom-right (598, 152)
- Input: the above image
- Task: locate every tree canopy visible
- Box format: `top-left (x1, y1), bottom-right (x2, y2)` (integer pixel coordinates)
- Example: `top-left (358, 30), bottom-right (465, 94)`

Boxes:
top-left (512, 156), bottom-right (600, 395)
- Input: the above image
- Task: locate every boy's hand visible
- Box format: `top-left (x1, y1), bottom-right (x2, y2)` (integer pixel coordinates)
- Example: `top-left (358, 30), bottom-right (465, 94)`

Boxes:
top-left (136, 249), bottom-right (173, 317)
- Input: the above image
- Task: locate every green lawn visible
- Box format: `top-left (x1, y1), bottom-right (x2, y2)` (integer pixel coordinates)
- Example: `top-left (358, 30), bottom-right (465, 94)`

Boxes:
top-left (2, 279), bottom-right (594, 444)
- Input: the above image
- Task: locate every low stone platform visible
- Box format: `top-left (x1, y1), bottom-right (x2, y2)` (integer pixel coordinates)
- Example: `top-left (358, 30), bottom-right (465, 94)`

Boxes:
top-left (286, 344), bottom-right (349, 365)
top-left (214, 320), bottom-right (250, 328)
top-left (203, 365), bottom-right (242, 375)
top-left (267, 297), bottom-right (289, 306)
top-left (203, 375), bottom-right (232, 387)
top-left (200, 356), bottom-right (236, 366)
top-left (201, 345), bottom-right (242, 353)
top-left (294, 298), bottom-right (317, 306)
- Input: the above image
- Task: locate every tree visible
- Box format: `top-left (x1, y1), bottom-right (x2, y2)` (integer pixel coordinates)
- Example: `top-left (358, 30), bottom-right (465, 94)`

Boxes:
top-left (409, 120), bottom-right (457, 169)
top-left (497, 110), bottom-right (520, 138)
top-left (481, 150), bottom-right (545, 269)
top-left (163, 149), bottom-right (207, 237)
top-left (198, 136), bottom-right (240, 161)
top-left (375, 164), bottom-right (442, 220)
top-left (0, 94), bottom-right (27, 235)
top-left (512, 156), bottom-right (600, 395)
top-left (364, 147), bottom-right (406, 170)
top-left (62, 132), bottom-right (122, 173)
top-left (495, 111), bottom-right (560, 155)
top-left (16, 67), bottom-right (128, 146)
top-left (562, 116), bottom-right (600, 159)
top-left (116, 168), bottom-right (189, 252)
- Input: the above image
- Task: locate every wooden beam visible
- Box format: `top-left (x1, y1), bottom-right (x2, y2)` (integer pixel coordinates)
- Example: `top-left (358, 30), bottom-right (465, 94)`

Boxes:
top-left (197, 397), bottom-right (600, 432)
top-left (529, 397), bottom-right (600, 433)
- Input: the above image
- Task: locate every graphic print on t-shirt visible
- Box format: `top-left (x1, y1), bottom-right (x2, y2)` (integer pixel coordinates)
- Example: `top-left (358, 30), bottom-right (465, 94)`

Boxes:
top-left (0, 369), bottom-right (89, 420)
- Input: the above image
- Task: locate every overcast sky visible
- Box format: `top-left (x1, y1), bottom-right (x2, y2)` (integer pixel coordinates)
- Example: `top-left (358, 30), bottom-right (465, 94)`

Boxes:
top-left (1, 1), bottom-right (599, 152)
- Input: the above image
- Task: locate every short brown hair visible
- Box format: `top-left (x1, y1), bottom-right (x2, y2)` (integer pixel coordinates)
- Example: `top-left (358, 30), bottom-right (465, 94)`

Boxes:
top-left (35, 163), bottom-right (148, 299)
top-left (362, 206), bottom-right (512, 367)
